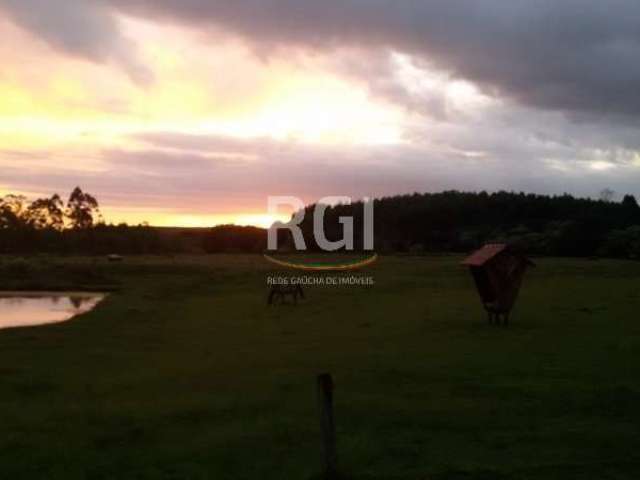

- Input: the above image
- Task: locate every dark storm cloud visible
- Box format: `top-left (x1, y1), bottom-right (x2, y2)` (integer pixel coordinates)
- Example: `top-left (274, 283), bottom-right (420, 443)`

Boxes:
top-left (0, 0), bottom-right (153, 85)
top-left (103, 0), bottom-right (640, 118)
top-left (3, 0), bottom-right (638, 117)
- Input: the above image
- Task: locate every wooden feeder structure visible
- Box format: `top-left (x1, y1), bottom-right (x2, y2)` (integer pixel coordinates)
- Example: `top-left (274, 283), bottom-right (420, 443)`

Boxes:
top-left (462, 243), bottom-right (534, 325)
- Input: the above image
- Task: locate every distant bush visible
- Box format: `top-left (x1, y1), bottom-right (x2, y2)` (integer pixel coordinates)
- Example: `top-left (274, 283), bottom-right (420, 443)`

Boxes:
top-left (203, 225), bottom-right (266, 253)
top-left (1, 258), bottom-right (33, 278)
top-left (599, 226), bottom-right (640, 259)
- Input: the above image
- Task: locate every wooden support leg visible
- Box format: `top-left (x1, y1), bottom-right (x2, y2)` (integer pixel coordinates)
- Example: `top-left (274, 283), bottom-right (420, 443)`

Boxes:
top-left (317, 374), bottom-right (338, 479)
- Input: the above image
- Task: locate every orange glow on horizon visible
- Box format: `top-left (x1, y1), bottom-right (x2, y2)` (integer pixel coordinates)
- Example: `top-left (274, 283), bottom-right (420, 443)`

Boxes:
top-left (101, 208), bottom-right (291, 229)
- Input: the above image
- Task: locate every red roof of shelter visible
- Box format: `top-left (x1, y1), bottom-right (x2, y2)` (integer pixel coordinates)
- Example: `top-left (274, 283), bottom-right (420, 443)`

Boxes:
top-left (461, 243), bottom-right (508, 266)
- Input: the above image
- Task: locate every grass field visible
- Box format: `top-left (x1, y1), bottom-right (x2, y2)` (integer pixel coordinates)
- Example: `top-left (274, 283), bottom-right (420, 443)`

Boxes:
top-left (0, 254), bottom-right (639, 479)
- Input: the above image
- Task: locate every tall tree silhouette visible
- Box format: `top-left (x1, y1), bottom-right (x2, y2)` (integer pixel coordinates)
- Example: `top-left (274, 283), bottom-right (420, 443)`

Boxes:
top-left (26, 194), bottom-right (64, 230)
top-left (0, 194), bottom-right (27, 229)
top-left (622, 194), bottom-right (639, 210)
top-left (66, 187), bottom-right (101, 229)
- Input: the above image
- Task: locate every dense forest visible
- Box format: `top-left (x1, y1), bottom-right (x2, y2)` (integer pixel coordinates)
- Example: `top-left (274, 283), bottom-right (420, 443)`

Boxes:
top-left (296, 191), bottom-right (640, 258)
top-left (2, 188), bottom-right (640, 258)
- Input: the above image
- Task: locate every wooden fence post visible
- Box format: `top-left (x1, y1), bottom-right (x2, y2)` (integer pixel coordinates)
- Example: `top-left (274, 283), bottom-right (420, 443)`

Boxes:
top-left (317, 373), bottom-right (338, 478)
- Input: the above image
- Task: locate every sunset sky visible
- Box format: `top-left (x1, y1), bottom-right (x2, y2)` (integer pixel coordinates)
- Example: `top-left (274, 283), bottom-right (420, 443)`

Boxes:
top-left (2, 1), bottom-right (640, 227)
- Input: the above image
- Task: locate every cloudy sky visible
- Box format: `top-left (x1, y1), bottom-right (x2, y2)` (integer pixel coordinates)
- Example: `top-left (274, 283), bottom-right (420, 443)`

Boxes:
top-left (2, 0), bottom-right (640, 226)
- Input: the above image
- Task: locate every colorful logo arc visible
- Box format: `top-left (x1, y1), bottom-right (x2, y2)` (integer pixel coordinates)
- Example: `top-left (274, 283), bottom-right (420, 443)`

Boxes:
top-left (263, 253), bottom-right (378, 271)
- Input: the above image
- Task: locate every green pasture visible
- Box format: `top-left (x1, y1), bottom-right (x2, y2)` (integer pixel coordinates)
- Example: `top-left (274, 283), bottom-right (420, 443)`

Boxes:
top-left (0, 255), bottom-right (638, 479)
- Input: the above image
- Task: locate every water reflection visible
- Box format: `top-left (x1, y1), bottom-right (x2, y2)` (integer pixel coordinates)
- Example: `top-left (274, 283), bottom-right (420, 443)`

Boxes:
top-left (0, 292), bottom-right (106, 329)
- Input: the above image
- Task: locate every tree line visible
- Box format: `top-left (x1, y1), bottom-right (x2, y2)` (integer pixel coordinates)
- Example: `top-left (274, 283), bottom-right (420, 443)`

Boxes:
top-left (0, 187), bottom-right (169, 254)
top-left (1, 187), bottom-right (100, 231)
top-left (201, 190), bottom-right (640, 258)
top-left (288, 190), bottom-right (640, 258)
top-left (3, 188), bottom-right (640, 258)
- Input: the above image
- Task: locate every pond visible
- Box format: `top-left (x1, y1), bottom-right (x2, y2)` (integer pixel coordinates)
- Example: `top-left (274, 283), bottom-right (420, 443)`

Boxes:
top-left (0, 292), bottom-right (106, 329)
